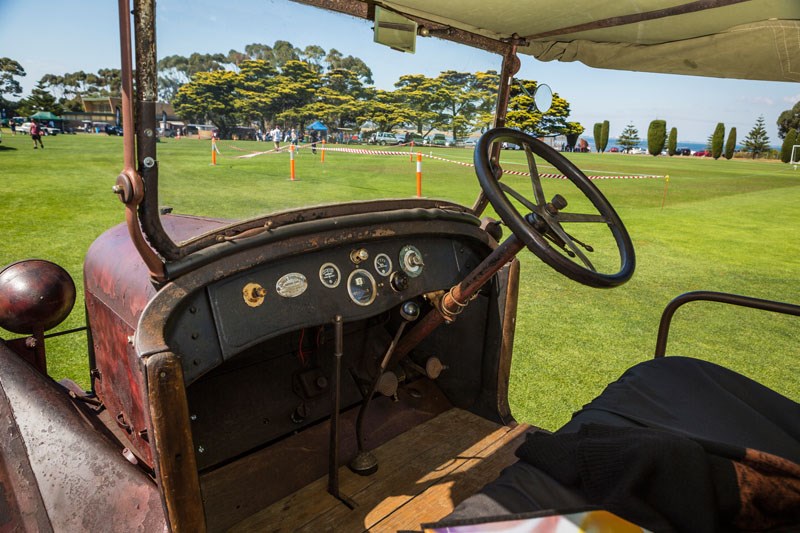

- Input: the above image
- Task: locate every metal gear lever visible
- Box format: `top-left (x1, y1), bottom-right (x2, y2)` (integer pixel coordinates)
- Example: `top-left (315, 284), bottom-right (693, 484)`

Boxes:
top-left (350, 301), bottom-right (419, 476)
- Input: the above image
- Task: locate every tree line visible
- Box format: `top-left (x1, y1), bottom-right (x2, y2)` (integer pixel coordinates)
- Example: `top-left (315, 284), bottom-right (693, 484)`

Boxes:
top-left (592, 113), bottom-right (795, 160)
top-left (2, 48), bottom-right (798, 154)
top-left (0, 42), bottom-right (583, 142)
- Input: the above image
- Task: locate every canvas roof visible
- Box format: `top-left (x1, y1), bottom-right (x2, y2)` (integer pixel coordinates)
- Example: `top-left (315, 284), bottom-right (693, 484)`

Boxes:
top-left (294, 0), bottom-right (799, 82)
top-left (307, 120), bottom-right (328, 130)
top-left (30, 111), bottom-right (61, 120)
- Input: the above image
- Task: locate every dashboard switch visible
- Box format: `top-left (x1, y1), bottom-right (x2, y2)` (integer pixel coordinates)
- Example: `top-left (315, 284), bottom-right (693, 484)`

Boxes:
top-left (390, 271), bottom-right (409, 292)
top-left (350, 248), bottom-right (369, 264)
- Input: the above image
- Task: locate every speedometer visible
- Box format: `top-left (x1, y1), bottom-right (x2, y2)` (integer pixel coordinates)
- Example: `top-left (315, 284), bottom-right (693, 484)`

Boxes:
top-left (347, 269), bottom-right (377, 306)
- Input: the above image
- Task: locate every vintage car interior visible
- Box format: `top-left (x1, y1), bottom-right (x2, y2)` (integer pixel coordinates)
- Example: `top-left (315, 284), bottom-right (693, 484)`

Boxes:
top-left (1, 0), bottom-right (798, 531)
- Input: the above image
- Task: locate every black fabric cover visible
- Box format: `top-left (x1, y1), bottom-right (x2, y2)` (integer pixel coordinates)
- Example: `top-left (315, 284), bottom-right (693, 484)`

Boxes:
top-left (445, 357), bottom-right (800, 530)
top-left (559, 357), bottom-right (800, 463)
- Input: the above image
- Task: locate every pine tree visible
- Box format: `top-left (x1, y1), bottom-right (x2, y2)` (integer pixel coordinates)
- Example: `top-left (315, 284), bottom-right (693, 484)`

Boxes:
top-left (742, 115), bottom-right (771, 159)
top-left (17, 81), bottom-right (64, 117)
top-left (617, 123), bottom-right (640, 153)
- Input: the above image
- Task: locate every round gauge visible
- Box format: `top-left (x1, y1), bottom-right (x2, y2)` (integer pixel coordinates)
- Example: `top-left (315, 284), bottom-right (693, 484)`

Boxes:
top-left (347, 269), bottom-right (377, 306)
top-left (319, 263), bottom-right (341, 288)
top-left (374, 253), bottom-right (392, 277)
top-left (399, 245), bottom-right (424, 278)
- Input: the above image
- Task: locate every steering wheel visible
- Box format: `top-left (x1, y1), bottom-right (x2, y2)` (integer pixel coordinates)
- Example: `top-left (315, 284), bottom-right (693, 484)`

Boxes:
top-left (475, 127), bottom-right (635, 288)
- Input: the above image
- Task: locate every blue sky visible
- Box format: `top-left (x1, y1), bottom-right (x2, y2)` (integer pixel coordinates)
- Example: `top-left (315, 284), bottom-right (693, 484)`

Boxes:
top-left (2, 0), bottom-right (797, 143)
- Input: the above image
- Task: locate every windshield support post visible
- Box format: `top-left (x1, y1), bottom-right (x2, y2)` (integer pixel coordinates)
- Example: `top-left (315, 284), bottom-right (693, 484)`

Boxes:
top-left (117, 0), bottom-right (166, 282)
top-left (471, 41), bottom-right (521, 216)
top-left (132, 0), bottom-right (183, 264)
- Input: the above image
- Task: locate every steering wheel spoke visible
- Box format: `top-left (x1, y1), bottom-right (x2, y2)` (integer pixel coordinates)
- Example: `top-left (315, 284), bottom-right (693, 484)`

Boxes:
top-left (523, 145), bottom-right (547, 206)
top-left (543, 217), bottom-right (597, 271)
top-left (554, 212), bottom-right (608, 224)
top-left (474, 128), bottom-right (635, 288)
top-left (499, 182), bottom-right (539, 214)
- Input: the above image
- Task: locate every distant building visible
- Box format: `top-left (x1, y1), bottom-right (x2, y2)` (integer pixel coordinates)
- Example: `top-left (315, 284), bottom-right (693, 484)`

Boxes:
top-left (61, 97), bottom-right (182, 133)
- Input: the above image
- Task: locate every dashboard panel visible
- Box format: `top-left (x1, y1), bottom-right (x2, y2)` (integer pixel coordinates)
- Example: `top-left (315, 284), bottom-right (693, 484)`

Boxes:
top-left (205, 235), bottom-right (487, 359)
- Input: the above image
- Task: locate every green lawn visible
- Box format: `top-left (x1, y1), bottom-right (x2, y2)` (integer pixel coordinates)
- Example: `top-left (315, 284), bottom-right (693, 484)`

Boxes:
top-left (1, 131), bottom-right (798, 430)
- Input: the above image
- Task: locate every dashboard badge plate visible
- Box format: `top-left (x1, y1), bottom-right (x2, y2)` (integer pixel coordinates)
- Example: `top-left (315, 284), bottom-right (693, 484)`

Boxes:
top-left (276, 273), bottom-right (308, 298)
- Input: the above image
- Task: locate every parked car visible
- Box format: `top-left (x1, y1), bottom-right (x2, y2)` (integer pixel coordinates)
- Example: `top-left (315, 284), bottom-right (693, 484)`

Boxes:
top-left (17, 122), bottom-right (33, 134)
top-left (694, 150), bottom-right (711, 157)
top-left (369, 131), bottom-right (400, 145)
top-left (157, 127), bottom-right (176, 138)
top-left (430, 133), bottom-right (447, 146)
top-left (42, 126), bottom-right (61, 136)
top-left (105, 125), bottom-right (124, 136)
top-left (609, 147), bottom-right (620, 152)
top-left (403, 132), bottom-right (425, 145)
top-left (676, 148), bottom-right (692, 156)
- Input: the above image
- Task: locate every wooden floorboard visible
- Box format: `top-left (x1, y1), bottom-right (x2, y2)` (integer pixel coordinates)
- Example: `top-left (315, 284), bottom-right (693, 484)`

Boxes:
top-left (230, 408), bottom-right (529, 532)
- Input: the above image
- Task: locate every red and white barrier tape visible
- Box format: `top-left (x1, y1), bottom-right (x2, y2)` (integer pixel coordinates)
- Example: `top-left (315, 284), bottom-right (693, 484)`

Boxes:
top-left (227, 142), bottom-right (664, 180)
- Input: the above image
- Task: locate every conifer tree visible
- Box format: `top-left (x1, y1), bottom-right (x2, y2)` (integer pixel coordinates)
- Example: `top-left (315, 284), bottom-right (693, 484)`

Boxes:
top-left (711, 122), bottom-right (725, 159)
top-left (647, 120), bottom-right (666, 156)
top-left (667, 127), bottom-right (677, 156)
top-left (724, 127), bottom-right (737, 160)
top-left (617, 123), bottom-right (640, 153)
top-left (742, 115), bottom-right (771, 159)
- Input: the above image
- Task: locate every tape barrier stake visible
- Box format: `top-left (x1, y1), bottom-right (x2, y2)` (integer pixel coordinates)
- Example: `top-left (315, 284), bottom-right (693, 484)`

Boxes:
top-left (290, 144), bottom-right (296, 181)
top-left (416, 153), bottom-right (422, 197)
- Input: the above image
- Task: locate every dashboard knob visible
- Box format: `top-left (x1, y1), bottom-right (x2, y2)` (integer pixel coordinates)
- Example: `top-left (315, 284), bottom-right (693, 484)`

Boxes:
top-left (400, 301), bottom-right (420, 322)
top-left (350, 248), bottom-right (369, 264)
top-left (390, 271), bottom-right (409, 292)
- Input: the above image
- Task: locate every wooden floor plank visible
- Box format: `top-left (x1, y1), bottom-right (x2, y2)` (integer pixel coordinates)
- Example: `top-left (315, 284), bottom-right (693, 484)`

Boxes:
top-left (371, 423), bottom-right (528, 531)
top-left (230, 409), bottom-right (529, 532)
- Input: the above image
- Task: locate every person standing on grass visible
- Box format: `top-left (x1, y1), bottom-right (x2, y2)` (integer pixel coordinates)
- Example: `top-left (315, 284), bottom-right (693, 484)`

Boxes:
top-left (310, 130), bottom-right (318, 155)
top-left (270, 125), bottom-right (282, 151)
top-left (10, 121), bottom-right (16, 135)
top-left (30, 121), bottom-right (44, 149)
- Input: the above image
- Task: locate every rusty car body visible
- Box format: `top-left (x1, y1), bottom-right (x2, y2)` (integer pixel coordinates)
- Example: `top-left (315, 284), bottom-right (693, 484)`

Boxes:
top-left (1, 0), bottom-right (798, 531)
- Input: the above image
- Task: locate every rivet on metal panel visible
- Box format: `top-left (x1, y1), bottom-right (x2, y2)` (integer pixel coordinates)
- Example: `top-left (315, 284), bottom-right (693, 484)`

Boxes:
top-left (143, 156), bottom-right (155, 168)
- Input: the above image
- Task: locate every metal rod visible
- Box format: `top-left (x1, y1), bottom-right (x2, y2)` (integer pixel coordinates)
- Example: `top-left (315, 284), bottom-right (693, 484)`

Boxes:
top-left (43, 326), bottom-right (88, 339)
top-left (655, 291), bottom-right (800, 357)
top-left (472, 44), bottom-right (520, 216)
top-left (327, 315), bottom-right (354, 507)
top-left (354, 321), bottom-right (408, 454)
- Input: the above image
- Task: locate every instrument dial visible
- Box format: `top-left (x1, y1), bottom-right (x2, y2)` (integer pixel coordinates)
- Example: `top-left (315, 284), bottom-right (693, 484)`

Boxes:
top-left (319, 263), bottom-right (341, 288)
top-left (347, 269), bottom-right (377, 306)
top-left (374, 253), bottom-right (392, 277)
